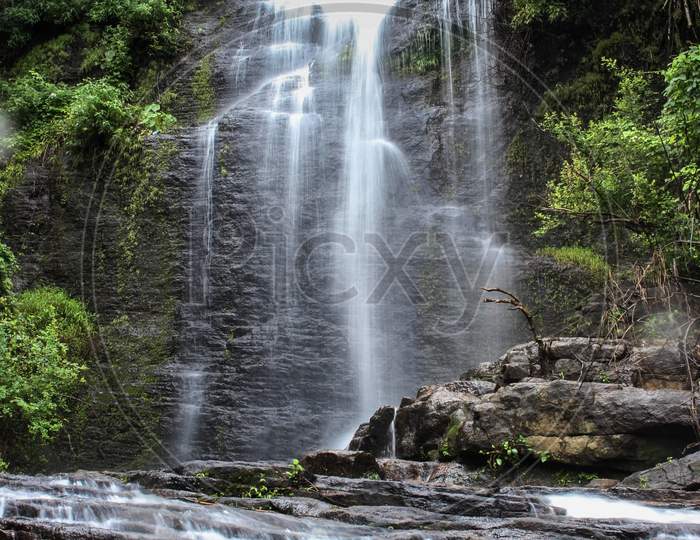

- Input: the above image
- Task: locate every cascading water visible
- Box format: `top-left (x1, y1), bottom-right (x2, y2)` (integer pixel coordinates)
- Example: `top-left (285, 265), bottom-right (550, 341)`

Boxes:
top-left (0, 474), bottom-right (375, 539)
top-left (546, 494), bottom-right (700, 525)
top-left (465, 0), bottom-right (496, 215)
top-left (174, 121), bottom-right (218, 460)
top-left (436, 0), bottom-right (518, 362)
top-left (331, 0), bottom-right (403, 433)
top-left (3, 473), bottom-right (700, 539)
top-left (169, 0), bottom-right (524, 460)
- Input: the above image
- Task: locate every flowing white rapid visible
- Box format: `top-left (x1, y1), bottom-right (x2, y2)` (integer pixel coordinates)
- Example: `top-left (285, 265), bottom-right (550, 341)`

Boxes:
top-left (3, 473), bottom-right (700, 539)
top-left (0, 473), bottom-right (374, 539)
top-left (547, 493), bottom-right (700, 525)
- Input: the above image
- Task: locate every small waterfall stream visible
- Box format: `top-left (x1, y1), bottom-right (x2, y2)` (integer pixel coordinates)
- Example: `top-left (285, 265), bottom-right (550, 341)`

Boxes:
top-left (175, 121), bottom-right (218, 460)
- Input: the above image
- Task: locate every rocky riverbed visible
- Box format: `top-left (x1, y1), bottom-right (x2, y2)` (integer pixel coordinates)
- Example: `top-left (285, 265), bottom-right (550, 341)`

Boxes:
top-left (2, 337), bottom-right (700, 539)
top-left (1, 456), bottom-right (700, 539)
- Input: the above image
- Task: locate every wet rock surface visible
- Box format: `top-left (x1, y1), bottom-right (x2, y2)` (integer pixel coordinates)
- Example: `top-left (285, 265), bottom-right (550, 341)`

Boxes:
top-left (2, 466), bottom-right (700, 539)
top-left (349, 406), bottom-right (396, 456)
top-left (457, 380), bottom-right (695, 471)
top-left (620, 451), bottom-right (700, 490)
top-left (301, 450), bottom-right (382, 479)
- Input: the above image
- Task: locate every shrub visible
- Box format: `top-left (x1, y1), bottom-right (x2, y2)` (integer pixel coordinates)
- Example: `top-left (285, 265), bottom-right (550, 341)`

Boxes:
top-left (0, 287), bottom-right (92, 449)
top-left (480, 435), bottom-right (550, 471)
top-left (14, 287), bottom-right (93, 360)
top-left (537, 49), bottom-right (700, 273)
top-left (0, 242), bottom-right (17, 298)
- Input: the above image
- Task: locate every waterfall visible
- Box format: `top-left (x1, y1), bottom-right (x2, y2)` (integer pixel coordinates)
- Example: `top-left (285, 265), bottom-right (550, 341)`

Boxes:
top-left (175, 121), bottom-right (218, 460)
top-left (433, 0), bottom-right (516, 361)
top-left (465, 0), bottom-right (495, 217)
top-left (332, 2), bottom-right (397, 428)
top-left (169, 0), bottom-right (523, 460)
top-left (439, 0), bottom-right (460, 109)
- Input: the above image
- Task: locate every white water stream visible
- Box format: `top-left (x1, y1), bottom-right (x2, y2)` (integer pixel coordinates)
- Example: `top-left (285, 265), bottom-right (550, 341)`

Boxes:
top-left (547, 493), bottom-right (700, 526)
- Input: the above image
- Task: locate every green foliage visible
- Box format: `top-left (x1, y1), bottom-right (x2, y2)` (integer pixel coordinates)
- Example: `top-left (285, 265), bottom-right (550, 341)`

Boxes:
top-left (537, 246), bottom-right (610, 283)
top-left (243, 474), bottom-right (279, 499)
top-left (286, 458), bottom-right (305, 486)
top-left (0, 70), bottom-right (175, 201)
top-left (480, 435), bottom-right (550, 471)
top-left (390, 28), bottom-right (443, 76)
top-left (14, 287), bottom-right (93, 359)
top-left (438, 415), bottom-right (463, 461)
top-left (0, 242), bottom-right (17, 298)
top-left (192, 54), bottom-right (215, 122)
top-left (511, 0), bottom-right (567, 27)
top-left (0, 0), bottom-right (86, 53)
top-left (11, 34), bottom-right (76, 81)
top-left (555, 470), bottom-right (599, 486)
top-left (439, 440), bottom-right (452, 459)
top-left (0, 287), bottom-right (92, 453)
top-left (0, 0), bottom-right (185, 70)
top-left (537, 48), bottom-right (700, 274)
top-left (62, 79), bottom-right (131, 143)
top-left (0, 239), bottom-right (93, 468)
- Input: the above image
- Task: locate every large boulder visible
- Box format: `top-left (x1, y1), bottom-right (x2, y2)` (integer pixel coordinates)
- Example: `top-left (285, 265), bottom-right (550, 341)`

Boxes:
top-left (301, 450), bottom-right (381, 479)
top-left (463, 338), bottom-right (631, 385)
top-left (620, 451), bottom-right (700, 490)
top-left (395, 380), bottom-right (495, 460)
top-left (463, 338), bottom-right (694, 388)
top-left (348, 405), bottom-right (395, 457)
top-left (629, 345), bottom-right (697, 390)
top-left (377, 458), bottom-right (483, 485)
top-left (456, 380), bottom-right (696, 471)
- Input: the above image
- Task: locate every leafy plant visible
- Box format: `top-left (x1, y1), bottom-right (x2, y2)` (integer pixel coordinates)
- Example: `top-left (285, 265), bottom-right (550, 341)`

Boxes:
top-left (481, 435), bottom-right (551, 471)
top-left (0, 245), bottom-right (93, 468)
top-left (537, 48), bottom-right (700, 275)
top-left (555, 470), bottom-right (600, 486)
top-left (439, 440), bottom-right (452, 459)
top-left (192, 54), bottom-right (215, 122)
top-left (0, 289), bottom-right (92, 452)
top-left (286, 458), bottom-right (304, 486)
top-left (511, 0), bottom-right (567, 27)
top-left (243, 474), bottom-right (278, 499)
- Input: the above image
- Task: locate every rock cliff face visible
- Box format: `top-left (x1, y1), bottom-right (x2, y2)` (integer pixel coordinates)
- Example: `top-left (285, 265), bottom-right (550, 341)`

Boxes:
top-left (4, 0), bottom-right (532, 467)
top-left (165, 0), bottom-right (528, 461)
top-left (2, 133), bottom-right (194, 469)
